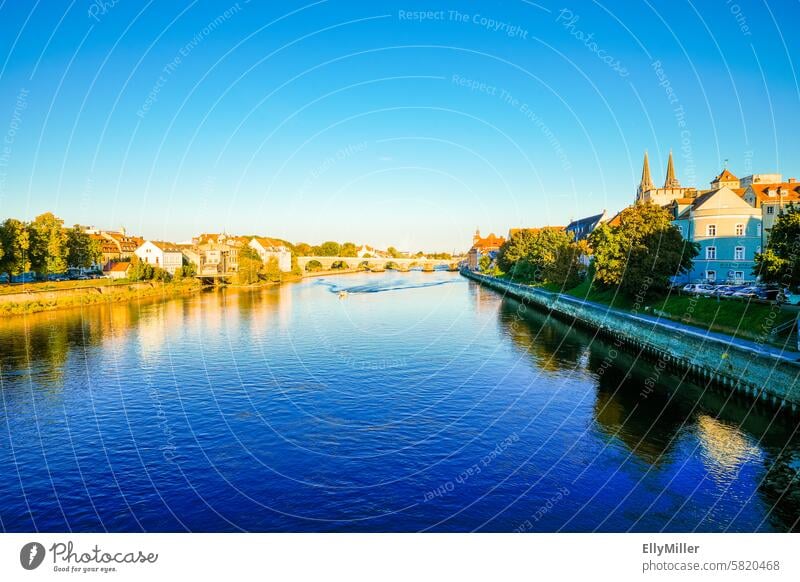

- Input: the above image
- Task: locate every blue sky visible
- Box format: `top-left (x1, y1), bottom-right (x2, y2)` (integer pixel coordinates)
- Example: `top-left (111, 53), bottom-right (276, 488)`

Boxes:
top-left (0, 0), bottom-right (798, 251)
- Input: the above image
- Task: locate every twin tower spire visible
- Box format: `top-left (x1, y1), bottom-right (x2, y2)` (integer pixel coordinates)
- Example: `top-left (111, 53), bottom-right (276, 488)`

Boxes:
top-left (638, 150), bottom-right (680, 198)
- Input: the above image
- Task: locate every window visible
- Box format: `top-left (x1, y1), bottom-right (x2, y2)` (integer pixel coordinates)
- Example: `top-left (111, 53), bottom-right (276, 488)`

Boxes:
top-left (734, 246), bottom-right (745, 261)
top-left (735, 223), bottom-right (744, 236)
top-left (767, 206), bottom-right (775, 215)
top-left (757, 224), bottom-right (762, 236)
top-left (733, 271), bottom-right (744, 282)
top-left (706, 224), bottom-right (717, 236)
top-left (706, 270), bottom-right (716, 282)
top-left (706, 246), bottom-right (716, 260)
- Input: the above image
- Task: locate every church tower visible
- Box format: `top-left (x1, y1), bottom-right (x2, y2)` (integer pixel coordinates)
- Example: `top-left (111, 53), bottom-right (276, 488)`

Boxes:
top-left (664, 150), bottom-right (681, 188)
top-left (637, 151), bottom-right (654, 202)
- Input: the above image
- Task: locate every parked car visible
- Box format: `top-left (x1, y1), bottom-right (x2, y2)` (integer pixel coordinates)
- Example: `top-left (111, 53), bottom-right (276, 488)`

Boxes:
top-left (713, 285), bottom-right (745, 297)
top-left (731, 286), bottom-right (761, 298)
top-left (682, 283), bottom-right (715, 295)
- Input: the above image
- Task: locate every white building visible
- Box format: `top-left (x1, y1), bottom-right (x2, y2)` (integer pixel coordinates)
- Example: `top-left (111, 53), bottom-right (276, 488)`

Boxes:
top-left (134, 241), bottom-right (184, 275)
top-left (249, 237), bottom-right (292, 272)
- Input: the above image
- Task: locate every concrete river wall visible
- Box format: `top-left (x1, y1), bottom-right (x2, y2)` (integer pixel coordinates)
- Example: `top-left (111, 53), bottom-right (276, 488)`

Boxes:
top-left (462, 270), bottom-right (800, 412)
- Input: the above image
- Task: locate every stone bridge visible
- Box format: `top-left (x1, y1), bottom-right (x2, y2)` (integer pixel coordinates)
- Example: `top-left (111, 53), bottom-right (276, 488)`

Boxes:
top-left (296, 256), bottom-right (457, 272)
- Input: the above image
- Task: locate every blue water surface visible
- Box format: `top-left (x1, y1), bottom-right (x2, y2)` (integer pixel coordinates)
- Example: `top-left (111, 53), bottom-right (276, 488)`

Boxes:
top-left (0, 272), bottom-right (798, 532)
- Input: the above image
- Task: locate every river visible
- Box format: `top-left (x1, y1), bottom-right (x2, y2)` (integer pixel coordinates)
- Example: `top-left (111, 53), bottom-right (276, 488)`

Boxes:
top-left (0, 271), bottom-right (798, 532)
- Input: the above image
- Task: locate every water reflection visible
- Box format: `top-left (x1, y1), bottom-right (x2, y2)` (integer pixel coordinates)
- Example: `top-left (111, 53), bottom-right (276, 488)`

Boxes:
top-left (1, 276), bottom-right (799, 532)
top-left (494, 292), bottom-right (800, 529)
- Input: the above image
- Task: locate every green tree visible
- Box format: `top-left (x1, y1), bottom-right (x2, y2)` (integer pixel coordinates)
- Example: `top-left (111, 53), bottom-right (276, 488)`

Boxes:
top-left (754, 205), bottom-right (800, 289)
top-left (387, 246), bottom-right (400, 258)
top-left (128, 256), bottom-right (155, 281)
top-left (0, 218), bottom-right (30, 281)
top-left (28, 212), bottom-right (68, 277)
top-left (317, 241), bottom-right (341, 256)
top-left (478, 254), bottom-right (492, 272)
top-left (340, 242), bottom-right (358, 257)
top-left (65, 226), bottom-right (101, 269)
top-left (294, 242), bottom-right (312, 256)
top-left (497, 228), bottom-right (573, 282)
top-left (263, 256), bottom-right (281, 282)
top-left (237, 246), bottom-right (262, 284)
top-left (543, 238), bottom-right (587, 289)
top-left (589, 202), bottom-right (697, 297)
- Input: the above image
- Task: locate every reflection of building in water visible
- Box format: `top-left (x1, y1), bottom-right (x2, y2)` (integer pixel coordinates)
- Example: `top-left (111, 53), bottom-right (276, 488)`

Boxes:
top-left (467, 279), bottom-right (503, 314)
top-left (696, 415), bottom-right (761, 481)
top-left (136, 300), bottom-right (185, 359)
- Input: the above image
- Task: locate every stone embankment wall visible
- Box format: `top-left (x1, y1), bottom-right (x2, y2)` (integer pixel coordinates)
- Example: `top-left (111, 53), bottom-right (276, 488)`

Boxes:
top-left (462, 270), bottom-right (800, 411)
top-left (0, 282), bottom-right (156, 304)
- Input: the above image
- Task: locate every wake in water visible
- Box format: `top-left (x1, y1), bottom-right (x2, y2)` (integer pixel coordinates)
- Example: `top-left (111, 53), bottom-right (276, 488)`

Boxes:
top-left (317, 276), bottom-right (459, 295)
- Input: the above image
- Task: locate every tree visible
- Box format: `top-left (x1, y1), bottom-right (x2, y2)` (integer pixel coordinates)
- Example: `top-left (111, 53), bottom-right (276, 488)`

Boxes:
top-left (0, 218), bottom-right (30, 281)
top-left (128, 256), bottom-right (155, 281)
top-left (497, 228), bottom-right (574, 283)
top-left (590, 202), bottom-right (697, 297)
top-left (294, 242), bottom-right (312, 256)
top-left (340, 242), bottom-right (358, 257)
top-left (387, 246), bottom-right (400, 258)
top-left (478, 255), bottom-right (492, 272)
top-left (543, 238), bottom-right (587, 289)
top-left (28, 212), bottom-right (68, 277)
top-left (263, 256), bottom-right (281, 282)
top-left (65, 226), bottom-right (101, 270)
top-left (237, 246), bottom-right (262, 284)
top-left (317, 241), bottom-right (341, 256)
top-left (754, 205), bottom-right (800, 289)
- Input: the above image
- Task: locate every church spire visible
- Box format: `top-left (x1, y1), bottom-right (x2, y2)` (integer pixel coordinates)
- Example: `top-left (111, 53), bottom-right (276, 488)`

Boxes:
top-left (664, 150), bottom-right (680, 188)
top-left (637, 151), bottom-right (654, 201)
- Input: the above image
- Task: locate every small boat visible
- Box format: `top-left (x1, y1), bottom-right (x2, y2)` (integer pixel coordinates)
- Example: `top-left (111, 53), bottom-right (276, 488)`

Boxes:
top-left (338, 290), bottom-right (348, 299)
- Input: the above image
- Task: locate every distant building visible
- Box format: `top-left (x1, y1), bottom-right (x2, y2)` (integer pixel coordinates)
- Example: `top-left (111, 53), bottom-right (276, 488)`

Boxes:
top-left (566, 211), bottom-right (608, 241)
top-left (635, 150), bottom-right (697, 206)
top-left (193, 233), bottom-right (248, 275)
top-left (249, 237), bottom-right (292, 272)
top-left (467, 229), bottom-right (505, 270)
top-left (134, 241), bottom-right (184, 275)
top-left (103, 262), bottom-right (132, 280)
top-left (741, 177), bottom-right (800, 247)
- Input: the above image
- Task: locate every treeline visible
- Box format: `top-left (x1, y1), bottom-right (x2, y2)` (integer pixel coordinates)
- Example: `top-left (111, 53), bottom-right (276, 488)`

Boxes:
top-left (497, 203), bottom-right (698, 298)
top-left (0, 213), bottom-right (101, 280)
top-left (495, 228), bottom-right (588, 288)
top-left (291, 241), bottom-right (451, 259)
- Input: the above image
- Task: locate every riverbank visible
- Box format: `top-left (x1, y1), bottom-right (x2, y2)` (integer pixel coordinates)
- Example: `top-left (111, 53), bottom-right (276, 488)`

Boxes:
top-left (0, 279), bottom-right (202, 317)
top-left (462, 269), bottom-right (800, 412)
top-left (545, 278), bottom-right (797, 347)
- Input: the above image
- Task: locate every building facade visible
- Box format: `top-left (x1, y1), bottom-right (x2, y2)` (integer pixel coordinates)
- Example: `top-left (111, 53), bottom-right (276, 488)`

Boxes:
top-left (134, 241), bottom-right (184, 275)
top-left (741, 177), bottom-right (800, 247)
top-left (249, 237), bottom-right (292, 272)
top-left (467, 229), bottom-right (505, 270)
top-left (671, 186), bottom-right (761, 284)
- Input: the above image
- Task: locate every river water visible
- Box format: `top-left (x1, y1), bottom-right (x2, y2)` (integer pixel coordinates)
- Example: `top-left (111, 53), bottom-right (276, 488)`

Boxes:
top-left (0, 271), bottom-right (798, 532)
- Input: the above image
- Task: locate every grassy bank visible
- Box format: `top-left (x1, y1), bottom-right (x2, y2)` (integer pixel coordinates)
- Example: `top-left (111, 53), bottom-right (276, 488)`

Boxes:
top-left (0, 278), bottom-right (135, 296)
top-left (539, 278), bottom-right (795, 345)
top-left (0, 279), bottom-right (202, 317)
